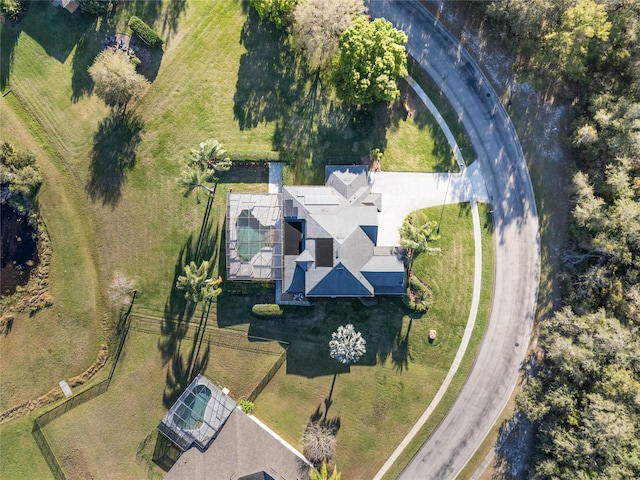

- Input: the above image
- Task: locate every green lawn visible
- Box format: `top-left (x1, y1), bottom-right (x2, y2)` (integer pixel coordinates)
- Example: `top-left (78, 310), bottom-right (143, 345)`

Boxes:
top-left (0, 415), bottom-right (54, 480)
top-left (0, 1), bottom-right (485, 478)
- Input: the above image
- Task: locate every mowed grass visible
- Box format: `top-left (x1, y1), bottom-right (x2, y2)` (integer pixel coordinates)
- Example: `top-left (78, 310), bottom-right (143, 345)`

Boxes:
top-left (381, 203), bottom-right (494, 480)
top-left (0, 415), bottom-right (54, 480)
top-left (257, 203), bottom-right (493, 480)
top-left (0, 96), bottom-right (102, 410)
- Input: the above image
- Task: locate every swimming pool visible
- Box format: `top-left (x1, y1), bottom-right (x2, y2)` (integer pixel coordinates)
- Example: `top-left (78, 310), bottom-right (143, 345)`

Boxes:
top-left (173, 384), bottom-right (212, 430)
top-left (237, 223), bottom-right (266, 261)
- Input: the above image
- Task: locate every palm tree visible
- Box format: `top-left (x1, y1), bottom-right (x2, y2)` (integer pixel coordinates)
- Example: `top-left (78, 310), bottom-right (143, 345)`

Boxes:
top-left (189, 139), bottom-right (232, 173)
top-left (178, 139), bottom-right (232, 200)
top-left (309, 462), bottom-right (341, 480)
top-left (176, 260), bottom-right (222, 304)
top-left (177, 164), bottom-right (215, 202)
top-left (399, 214), bottom-right (441, 278)
top-left (303, 422), bottom-right (336, 465)
top-left (329, 324), bottom-right (366, 365)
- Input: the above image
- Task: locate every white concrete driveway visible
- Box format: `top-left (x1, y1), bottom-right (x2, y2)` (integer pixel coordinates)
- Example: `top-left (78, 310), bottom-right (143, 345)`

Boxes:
top-left (372, 161), bottom-right (489, 246)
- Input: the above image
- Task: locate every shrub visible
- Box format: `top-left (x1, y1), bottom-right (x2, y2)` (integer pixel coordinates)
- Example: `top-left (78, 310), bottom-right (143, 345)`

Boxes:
top-left (0, 0), bottom-right (23, 20)
top-left (402, 276), bottom-right (434, 313)
top-left (239, 400), bottom-right (255, 415)
top-left (226, 150), bottom-right (283, 164)
top-left (128, 16), bottom-right (163, 48)
top-left (251, 304), bottom-right (283, 317)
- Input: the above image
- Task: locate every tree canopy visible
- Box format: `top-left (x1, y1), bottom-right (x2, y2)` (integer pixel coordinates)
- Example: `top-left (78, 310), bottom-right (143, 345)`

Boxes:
top-left (88, 49), bottom-right (150, 112)
top-left (250, 0), bottom-right (298, 29)
top-left (77, 0), bottom-right (115, 15)
top-left (332, 17), bottom-right (408, 105)
top-left (479, 0), bottom-right (640, 476)
top-left (292, 0), bottom-right (366, 70)
top-left (0, 141), bottom-right (42, 216)
top-left (399, 214), bottom-right (441, 278)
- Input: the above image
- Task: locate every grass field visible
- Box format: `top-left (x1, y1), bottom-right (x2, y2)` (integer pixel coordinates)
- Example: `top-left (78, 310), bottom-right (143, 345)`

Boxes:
top-left (0, 1), bottom-right (487, 478)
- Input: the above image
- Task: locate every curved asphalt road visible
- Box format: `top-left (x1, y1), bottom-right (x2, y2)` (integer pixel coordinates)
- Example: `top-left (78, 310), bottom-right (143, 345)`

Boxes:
top-left (366, 2), bottom-right (541, 479)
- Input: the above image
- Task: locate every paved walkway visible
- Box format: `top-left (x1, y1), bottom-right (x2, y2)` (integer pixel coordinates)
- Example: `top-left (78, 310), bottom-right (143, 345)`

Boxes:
top-left (268, 162), bottom-right (284, 194)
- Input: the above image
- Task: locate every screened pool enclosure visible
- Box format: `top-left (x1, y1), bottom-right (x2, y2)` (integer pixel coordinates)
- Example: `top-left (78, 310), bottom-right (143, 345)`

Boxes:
top-left (158, 375), bottom-right (236, 451)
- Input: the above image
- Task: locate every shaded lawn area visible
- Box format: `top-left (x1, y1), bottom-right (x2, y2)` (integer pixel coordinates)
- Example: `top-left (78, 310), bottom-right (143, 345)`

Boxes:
top-left (245, 203), bottom-right (487, 479)
top-left (41, 321), bottom-right (281, 480)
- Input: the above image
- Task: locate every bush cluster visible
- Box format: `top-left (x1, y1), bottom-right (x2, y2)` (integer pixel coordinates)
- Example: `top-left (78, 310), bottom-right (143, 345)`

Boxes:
top-left (226, 150), bottom-right (282, 164)
top-left (128, 16), bottom-right (163, 48)
top-left (251, 304), bottom-right (283, 317)
top-left (402, 276), bottom-right (433, 313)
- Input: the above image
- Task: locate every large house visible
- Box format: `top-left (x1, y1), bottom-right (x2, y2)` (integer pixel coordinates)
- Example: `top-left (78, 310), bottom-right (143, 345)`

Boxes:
top-left (226, 165), bottom-right (405, 301)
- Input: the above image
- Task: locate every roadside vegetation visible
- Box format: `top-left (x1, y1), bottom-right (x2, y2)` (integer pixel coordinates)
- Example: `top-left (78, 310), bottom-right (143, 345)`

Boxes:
top-left (472, 1), bottom-right (640, 478)
top-left (0, 1), bottom-right (487, 479)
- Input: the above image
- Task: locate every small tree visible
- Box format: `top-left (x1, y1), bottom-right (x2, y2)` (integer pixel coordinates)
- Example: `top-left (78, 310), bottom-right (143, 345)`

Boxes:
top-left (329, 324), bottom-right (366, 365)
top-left (176, 260), bottom-right (222, 304)
top-left (332, 17), bottom-right (408, 105)
top-left (250, 0), bottom-right (298, 29)
top-left (239, 400), bottom-right (255, 415)
top-left (107, 271), bottom-right (136, 308)
top-left (292, 0), bottom-right (366, 71)
top-left (302, 421), bottom-right (336, 464)
top-left (178, 139), bottom-right (231, 201)
top-left (88, 49), bottom-right (150, 112)
top-left (399, 214), bottom-right (441, 279)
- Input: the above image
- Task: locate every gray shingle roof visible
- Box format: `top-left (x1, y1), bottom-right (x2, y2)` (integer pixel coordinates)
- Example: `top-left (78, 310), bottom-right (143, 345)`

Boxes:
top-left (282, 166), bottom-right (405, 297)
top-left (164, 409), bottom-right (311, 480)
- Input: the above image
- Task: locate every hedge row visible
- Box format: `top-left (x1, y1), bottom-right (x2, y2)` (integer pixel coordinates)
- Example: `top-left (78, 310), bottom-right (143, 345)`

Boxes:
top-left (251, 304), bottom-right (283, 317)
top-left (128, 16), bottom-right (163, 48)
top-left (227, 150), bottom-right (283, 164)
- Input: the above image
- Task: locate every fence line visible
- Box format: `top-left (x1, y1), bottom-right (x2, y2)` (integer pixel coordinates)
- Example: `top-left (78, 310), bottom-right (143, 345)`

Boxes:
top-left (32, 421), bottom-right (66, 480)
top-left (31, 292), bottom-right (137, 480)
top-left (247, 347), bottom-right (288, 402)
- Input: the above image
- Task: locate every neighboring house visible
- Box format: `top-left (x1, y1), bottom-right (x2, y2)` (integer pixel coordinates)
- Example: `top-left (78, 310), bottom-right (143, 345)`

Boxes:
top-left (226, 165), bottom-right (405, 301)
top-left (159, 375), bottom-right (311, 480)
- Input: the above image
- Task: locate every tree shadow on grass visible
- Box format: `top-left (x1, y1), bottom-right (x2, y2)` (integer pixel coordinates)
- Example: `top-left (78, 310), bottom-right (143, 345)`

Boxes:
top-left (0, 23), bottom-right (20, 91)
top-left (391, 316), bottom-right (414, 373)
top-left (242, 297), bottom-right (405, 378)
top-left (234, 8), bottom-right (304, 131)
top-left (87, 111), bottom-right (143, 206)
top-left (160, 211), bottom-right (220, 365)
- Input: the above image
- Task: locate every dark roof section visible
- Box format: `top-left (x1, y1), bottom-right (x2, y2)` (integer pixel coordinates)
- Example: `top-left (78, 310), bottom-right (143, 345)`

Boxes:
top-left (307, 262), bottom-right (371, 297)
top-left (314, 238), bottom-right (333, 268)
top-left (284, 221), bottom-right (303, 255)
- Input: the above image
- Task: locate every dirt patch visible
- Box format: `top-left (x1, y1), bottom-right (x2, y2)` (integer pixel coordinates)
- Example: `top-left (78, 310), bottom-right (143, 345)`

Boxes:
top-left (61, 448), bottom-right (95, 480)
